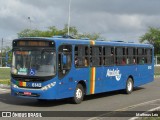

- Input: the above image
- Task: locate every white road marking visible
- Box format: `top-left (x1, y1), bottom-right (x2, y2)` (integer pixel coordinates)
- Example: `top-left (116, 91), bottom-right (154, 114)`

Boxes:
top-left (150, 103), bottom-right (160, 106)
top-left (115, 98), bottom-right (160, 111)
top-left (87, 98), bottom-right (160, 120)
top-left (0, 88), bottom-right (8, 91)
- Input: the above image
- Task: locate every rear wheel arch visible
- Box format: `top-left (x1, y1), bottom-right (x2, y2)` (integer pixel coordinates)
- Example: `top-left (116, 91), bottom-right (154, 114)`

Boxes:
top-left (78, 80), bottom-right (87, 95)
top-left (128, 75), bottom-right (134, 86)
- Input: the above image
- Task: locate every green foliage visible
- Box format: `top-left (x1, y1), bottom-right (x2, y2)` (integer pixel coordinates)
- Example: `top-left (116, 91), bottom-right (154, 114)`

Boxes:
top-left (1, 46), bottom-right (12, 67)
top-left (155, 66), bottom-right (160, 76)
top-left (140, 27), bottom-right (160, 44)
top-left (140, 27), bottom-right (160, 55)
top-left (0, 68), bottom-right (10, 79)
top-left (17, 25), bottom-right (101, 40)
top-left (77, 33), bottom-right (101, 40)
top-left (0, 68), bottom-right (10, 85)
top-left (0, 79), bottom-right (10, 85)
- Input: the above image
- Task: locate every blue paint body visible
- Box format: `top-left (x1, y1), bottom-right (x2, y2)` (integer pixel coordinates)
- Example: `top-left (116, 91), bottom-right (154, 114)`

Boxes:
top-left (11, 37), bottom-right (154, 100)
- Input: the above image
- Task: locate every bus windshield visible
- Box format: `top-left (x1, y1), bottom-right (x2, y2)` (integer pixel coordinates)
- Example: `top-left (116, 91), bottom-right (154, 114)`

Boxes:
top-left (11, 50), bottom-right (56, 77)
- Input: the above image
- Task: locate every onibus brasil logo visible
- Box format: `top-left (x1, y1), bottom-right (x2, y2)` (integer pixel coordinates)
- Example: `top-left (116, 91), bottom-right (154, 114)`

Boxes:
top-left (106, 68), bottom-right (122, 81)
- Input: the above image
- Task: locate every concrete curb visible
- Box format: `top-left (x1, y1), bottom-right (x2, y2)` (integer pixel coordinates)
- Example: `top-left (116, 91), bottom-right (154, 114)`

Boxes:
top-left (154, 75), bottom-right (160, 78)
top-left (0, 84), bottom-right (10, 89)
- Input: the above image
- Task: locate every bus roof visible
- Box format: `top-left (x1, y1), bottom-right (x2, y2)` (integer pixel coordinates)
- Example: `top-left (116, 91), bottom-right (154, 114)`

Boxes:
top-left (14, 37), bottom-right (153, 48)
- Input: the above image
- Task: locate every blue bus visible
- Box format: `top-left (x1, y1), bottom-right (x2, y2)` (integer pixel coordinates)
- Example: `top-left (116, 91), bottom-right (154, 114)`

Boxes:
top-left (11, 36), bottom-right (154, 104)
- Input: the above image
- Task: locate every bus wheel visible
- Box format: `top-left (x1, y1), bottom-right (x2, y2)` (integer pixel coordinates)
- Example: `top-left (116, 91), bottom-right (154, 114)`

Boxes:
top-left (126, 78), bottom-right (133, 94)
top-left (72, 84), bottom-right (84, 104)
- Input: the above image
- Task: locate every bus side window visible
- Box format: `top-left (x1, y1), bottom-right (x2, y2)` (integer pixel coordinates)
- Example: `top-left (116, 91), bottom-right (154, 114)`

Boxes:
top-left (146, 49), bottom-right (152, 64)
top-left (90, 46), bottom-right (102, 67)
top-left (142, 48), bottom-right (146, 64)
top-left (104, 46), bottom-right (114, 66)
top-left (122, 47), bottom-right (126, 65)
top-left (75, 45), bottom-right (89, 67)
top-left (127, 47), bottom-right (136, 65)
top-left (85, 47), bottom-right (89, 66)
top-left (133, 48), bottom-right (137, 64)
top-left (115, 47), bottom-right (127, 65)
top-left (137, 48), bottom-right (146, 64)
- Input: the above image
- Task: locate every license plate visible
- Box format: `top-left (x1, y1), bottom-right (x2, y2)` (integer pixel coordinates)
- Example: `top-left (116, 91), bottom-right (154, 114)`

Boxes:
top-left (32, 83), bottom-right (42, 87)
top-left (24, 92), bottom-right (31, 96)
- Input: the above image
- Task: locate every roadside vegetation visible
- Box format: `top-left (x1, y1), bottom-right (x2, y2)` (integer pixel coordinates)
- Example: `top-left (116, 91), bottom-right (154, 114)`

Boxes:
top-left (154, 66), bottom-right (160, 76)
top-left (0, 68), bottom-right (10, 85)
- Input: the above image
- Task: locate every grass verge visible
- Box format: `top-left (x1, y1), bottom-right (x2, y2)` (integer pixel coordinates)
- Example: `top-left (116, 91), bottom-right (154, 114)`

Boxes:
top-left (0, 79), bottom-right (10, 85)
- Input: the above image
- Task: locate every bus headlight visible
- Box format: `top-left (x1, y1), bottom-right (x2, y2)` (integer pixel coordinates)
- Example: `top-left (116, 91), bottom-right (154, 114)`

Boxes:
top-left (11, 83), bottom-right (18, 88)
top-left (41, 82), bottom-right (56, 91)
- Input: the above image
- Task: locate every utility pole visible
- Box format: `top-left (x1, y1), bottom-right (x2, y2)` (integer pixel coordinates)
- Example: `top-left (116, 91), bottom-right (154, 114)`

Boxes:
top-left (67, 0), bottom-right (71, 36)
top-left (1, 38), bottom-right (3, 67)
top-left (28, 17), bottom-right (31, 29)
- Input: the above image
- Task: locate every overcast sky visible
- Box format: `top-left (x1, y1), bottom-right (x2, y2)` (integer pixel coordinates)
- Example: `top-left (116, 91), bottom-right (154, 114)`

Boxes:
top-left (0, 0), bottom-right (160, 47)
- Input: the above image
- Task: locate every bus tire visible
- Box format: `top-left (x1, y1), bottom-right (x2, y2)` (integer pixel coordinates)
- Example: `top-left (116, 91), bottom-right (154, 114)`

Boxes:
top-left (126, 78), bottom-right (133, 94)
top-left (72, 84), bottom-right (84, 104)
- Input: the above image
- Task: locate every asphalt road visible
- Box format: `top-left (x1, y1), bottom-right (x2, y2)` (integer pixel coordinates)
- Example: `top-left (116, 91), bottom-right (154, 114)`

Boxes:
top-left (0, 78), bottom-right (160, 120)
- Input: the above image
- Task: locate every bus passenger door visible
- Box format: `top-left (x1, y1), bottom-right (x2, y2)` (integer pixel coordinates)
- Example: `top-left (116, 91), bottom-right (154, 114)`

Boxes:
top-left (57, 45), bottom-right (72, 99)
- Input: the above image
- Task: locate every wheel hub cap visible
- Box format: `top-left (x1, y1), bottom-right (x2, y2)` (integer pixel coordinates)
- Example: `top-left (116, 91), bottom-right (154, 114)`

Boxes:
top-left (128, 81), bottom-right (132, 91)
top-left (76, 88), bottom-right (82, 99)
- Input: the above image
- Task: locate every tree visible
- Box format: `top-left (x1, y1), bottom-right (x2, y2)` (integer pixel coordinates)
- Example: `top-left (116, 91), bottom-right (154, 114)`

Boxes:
top-left (77, 33), bottom-right (101, 40)
top-left (140, 27), bottom-right (160, 55)
top-left (0, 46), bottom-right (12, 67)
top-left (17, 25), bottom-right (101, 40)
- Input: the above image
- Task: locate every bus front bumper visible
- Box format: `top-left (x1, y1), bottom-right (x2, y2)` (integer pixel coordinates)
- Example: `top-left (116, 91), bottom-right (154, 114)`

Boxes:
top-left (11, 82), bottom-right (57, 100)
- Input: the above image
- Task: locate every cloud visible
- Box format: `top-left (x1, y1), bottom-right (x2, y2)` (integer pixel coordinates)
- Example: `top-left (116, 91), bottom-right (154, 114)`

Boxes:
top-left (0, 0), bottom-right (160, 47)
top-left (72, 0), bottom-right (160, 15)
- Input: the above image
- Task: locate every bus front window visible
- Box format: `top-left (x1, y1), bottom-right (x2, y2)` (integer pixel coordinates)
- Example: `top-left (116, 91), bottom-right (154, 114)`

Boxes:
top-left (11, 50), bottom-right (56, 77)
